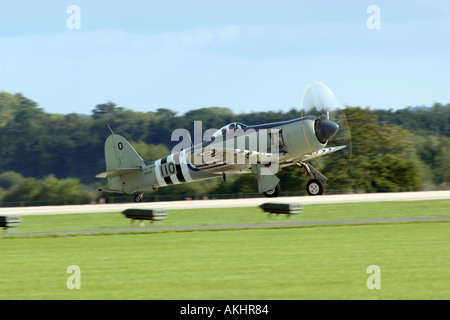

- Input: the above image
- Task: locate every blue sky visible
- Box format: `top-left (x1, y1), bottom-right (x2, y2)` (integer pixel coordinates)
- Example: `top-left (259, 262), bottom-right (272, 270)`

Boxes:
top-left (0, 0), bottom-right (449, 115)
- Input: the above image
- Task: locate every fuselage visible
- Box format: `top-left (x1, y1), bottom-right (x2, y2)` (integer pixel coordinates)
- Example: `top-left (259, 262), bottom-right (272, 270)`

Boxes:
top-left (108, 116), bottom-right (337, 194)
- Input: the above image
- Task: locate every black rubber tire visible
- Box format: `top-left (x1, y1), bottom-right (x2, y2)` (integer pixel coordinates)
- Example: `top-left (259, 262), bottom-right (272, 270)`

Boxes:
top-left (263, 184), bottom-right (281, 197)
top-left (306, 179), bottom-right (324, 196)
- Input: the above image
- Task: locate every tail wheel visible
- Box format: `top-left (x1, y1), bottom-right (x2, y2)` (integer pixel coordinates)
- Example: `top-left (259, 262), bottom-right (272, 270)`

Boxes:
top-left (263, 184), bottom-right (281, 197)
top-left (306, 179), bottom-right (324, 196)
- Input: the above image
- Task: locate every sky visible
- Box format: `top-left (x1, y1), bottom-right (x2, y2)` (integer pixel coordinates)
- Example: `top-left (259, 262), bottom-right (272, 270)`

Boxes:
top-left (0, 0), bottom-right (449, 115)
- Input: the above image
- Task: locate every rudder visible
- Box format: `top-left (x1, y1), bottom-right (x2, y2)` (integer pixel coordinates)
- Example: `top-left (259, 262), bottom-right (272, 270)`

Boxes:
top-left (96, 134), bottom-right (145, 193)
top-left (105, 134), bottom-right (145, 170)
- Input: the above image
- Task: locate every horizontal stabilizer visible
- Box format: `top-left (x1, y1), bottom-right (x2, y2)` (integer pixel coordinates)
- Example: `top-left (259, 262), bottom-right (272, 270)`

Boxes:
top-left (95, 167), bottom-right (141, 179)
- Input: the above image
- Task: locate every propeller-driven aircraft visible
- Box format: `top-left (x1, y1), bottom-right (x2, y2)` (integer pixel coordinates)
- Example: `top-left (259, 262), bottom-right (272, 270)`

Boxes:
top-left (96, 82), bottom-right (349, 202)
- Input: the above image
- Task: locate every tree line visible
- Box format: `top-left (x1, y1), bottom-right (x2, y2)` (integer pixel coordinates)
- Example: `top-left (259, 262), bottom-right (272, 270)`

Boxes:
top-left (0, 91), bottom-right (448, 205)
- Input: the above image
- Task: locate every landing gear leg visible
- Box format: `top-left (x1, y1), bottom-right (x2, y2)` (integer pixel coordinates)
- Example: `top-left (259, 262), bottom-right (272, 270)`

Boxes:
top-left (134, 192), bottom-right (144, 202)
top-left (297, 162), bottom-right (328, 196)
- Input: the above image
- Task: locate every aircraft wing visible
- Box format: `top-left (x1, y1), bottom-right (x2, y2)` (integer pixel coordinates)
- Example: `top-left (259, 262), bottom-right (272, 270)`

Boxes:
top-left (95, 167), bottom-right (141, 179)
top-left (300, 145), bottom-right (347, 162)
top-left (190, 147), bottom-right (277, 174)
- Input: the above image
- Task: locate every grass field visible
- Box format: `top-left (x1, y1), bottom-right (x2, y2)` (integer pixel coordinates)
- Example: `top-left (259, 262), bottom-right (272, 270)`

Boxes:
top-left (0, 200), bottom-right (449, 299)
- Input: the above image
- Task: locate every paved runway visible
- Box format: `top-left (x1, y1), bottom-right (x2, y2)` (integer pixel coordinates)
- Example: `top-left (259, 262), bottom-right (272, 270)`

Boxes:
top-left (0, 190), bottom-right (449, 216)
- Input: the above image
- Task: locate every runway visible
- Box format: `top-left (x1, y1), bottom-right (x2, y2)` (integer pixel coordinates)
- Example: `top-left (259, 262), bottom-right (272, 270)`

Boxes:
top-left (0, 190), bottom-right (449, 216)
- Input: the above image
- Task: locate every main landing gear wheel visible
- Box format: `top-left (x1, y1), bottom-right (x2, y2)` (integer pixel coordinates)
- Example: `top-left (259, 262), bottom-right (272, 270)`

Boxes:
top-left (263, 184), bottom-right (281, 197)
top-left (134, 192), bottom-right (144, 202)
top-left (306, 179), bottom-right (324, 196)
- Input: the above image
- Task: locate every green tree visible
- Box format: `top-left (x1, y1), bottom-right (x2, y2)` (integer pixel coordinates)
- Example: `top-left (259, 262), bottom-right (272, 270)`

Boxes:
top-left (1, 90), bottom-right (448, 198)
top-left (0, 171), bottom-right (24, 190)
top-left (184, 107), bottom-right (235, 132)
top-left (131, 141), bottom-right (170, 161)
top-left (3, 175), bottom-right (93, 205)
top-left (92, 102), bottom-right (123, 119)
top-left (3, 177), bottom-right (42, 203)
top-left (0, 92), bottom-right (21, 127)
top-left (324, 107), bottom-right (422, 192)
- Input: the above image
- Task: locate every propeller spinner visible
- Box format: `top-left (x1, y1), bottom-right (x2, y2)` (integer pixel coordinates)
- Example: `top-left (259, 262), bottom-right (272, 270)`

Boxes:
top-left (315, 118), bottom-right (339, 144)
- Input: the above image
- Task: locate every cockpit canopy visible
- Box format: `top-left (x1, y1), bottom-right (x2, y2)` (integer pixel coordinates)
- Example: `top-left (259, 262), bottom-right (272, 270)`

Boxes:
top-left (212, 122), bottom-right (248, 138)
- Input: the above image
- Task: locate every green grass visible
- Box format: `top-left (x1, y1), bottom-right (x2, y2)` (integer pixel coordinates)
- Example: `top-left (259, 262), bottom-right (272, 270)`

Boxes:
top-left (0, 200), bottom-right (449, 299)
top-left (10, 199), bottom-right (450, 233)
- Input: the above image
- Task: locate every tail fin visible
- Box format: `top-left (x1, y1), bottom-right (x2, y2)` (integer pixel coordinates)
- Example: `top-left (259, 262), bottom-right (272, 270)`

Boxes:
top-left (104, 134), bottom-right (145, 170)
top-left (96, 134), bottom-right (144, 184)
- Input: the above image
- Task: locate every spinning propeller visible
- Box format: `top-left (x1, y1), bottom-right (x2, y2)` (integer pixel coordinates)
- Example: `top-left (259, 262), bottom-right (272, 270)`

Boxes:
top-left (300, 81), bottom-right (352, 178)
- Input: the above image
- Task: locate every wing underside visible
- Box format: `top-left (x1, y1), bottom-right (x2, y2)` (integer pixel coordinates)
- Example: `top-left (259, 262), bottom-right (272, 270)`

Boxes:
top-left (300, 145), bottom-right (347, 162)
top-left (189, 148), bottom-right (275, 174)
top-left (189, 145), bottom-right (347, 174)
